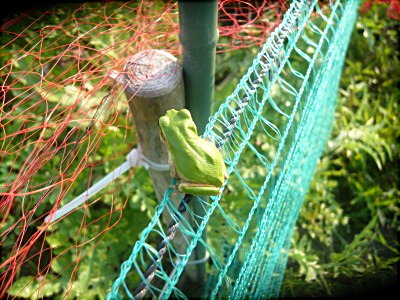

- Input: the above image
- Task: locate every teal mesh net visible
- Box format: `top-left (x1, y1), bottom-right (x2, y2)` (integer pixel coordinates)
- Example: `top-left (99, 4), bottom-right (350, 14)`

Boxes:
top-left (108, 0), bottom-right (360, 298)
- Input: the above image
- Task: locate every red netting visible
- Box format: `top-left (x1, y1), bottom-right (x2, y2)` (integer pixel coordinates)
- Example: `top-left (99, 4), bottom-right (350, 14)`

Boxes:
top-left (0, 1), bottom-right (288, 297)
top-left (360, 0), bottom-right (400, 20)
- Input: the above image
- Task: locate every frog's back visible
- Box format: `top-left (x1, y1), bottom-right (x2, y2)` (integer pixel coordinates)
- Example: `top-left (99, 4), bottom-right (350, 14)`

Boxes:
top-left (160, 109), bottom-right (226, 187)
top-left (174, 137), bottom-right (225, 186)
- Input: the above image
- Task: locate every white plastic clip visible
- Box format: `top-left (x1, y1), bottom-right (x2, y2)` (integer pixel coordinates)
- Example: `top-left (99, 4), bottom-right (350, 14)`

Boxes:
top-left (140, 154), bottom-right (170, 171)
top-left (45, 146), bottom-right (169, 223)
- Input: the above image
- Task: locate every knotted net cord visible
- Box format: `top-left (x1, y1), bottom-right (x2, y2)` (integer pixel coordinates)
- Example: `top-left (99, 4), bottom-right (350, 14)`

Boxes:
top-left (108, 0), bottom-right (360, 299)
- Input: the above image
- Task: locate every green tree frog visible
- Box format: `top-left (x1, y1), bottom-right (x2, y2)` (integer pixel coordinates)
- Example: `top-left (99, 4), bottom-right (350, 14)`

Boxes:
top-left (159, 109), bottom-right (227, 196)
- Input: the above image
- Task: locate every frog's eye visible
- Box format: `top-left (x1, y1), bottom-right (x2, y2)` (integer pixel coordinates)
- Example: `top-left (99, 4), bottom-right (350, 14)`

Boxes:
top-left (185, 121), bottom-right (198, 135)
top-left (178, 109), bottom-right (191, 119)
top-left (159, 116), bottom-right (170, 127)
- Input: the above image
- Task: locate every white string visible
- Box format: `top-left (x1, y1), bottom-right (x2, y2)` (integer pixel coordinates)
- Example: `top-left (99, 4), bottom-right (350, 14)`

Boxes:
top-left (45, 146), bottom-right (169, 223)
top-left (159, 252), bottom-right (210, 298)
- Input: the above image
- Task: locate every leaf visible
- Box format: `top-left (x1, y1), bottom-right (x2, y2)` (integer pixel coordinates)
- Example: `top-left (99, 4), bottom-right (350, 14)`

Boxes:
top-left (7, 276), bottom-right (37, 298)
top-left (32, 274), bottom-right (63, 298)
top-left (50, 255), bottom-right (71, 274)
top-left (305, 267), bottom-right (317, 282)
top-left (45, 231), bottom-right (71, 248)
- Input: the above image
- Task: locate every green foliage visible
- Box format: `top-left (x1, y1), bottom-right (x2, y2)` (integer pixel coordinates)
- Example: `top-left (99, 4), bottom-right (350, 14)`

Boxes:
top-left (281, 4), bottom-right (400, 296)
top-left (3, 2), bottom-right (399, 298)
top-left (197, 3), bottom-right (400, 297)
top-left (2, 3), bottom-right (160, 299)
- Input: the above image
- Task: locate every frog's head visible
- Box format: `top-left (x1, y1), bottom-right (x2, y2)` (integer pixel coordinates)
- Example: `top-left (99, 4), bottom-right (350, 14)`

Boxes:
top-left (159, 109), bottom-right (198, 139)
top-left (159, 109), bottom-right (190, 127)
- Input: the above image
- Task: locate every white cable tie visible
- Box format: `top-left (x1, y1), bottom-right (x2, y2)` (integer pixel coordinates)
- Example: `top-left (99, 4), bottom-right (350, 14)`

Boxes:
top-left (140, 154), bottom-right (170, 171)
top-left (159, 252), bottom-right (210, 298)
top-left (186, 251), bottom-right (210, 265)
top-left (45, 146), bottom-right (169, 223)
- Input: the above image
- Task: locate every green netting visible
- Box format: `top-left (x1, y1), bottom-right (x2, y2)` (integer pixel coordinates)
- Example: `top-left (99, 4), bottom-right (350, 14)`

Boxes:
top-left (107, 0), bottom-right (360, 299)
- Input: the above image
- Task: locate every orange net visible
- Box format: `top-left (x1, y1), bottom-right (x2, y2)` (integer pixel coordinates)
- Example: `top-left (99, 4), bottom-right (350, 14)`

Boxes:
top-left (0, 1), bottom-right (288, 297)
top-left (360, 0), bottom-right (400, 20)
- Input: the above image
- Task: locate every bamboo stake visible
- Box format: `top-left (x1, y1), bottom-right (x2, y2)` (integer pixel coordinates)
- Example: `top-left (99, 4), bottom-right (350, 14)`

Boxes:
top-left (116, 49), bottom-right (200, 296)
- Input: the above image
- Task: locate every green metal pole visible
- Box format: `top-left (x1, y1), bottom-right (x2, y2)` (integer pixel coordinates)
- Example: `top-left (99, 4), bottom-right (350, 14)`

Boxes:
top-left (178, 0), bottom-right (218, 296)
top-left (179, 0), bottom-right (218, 133)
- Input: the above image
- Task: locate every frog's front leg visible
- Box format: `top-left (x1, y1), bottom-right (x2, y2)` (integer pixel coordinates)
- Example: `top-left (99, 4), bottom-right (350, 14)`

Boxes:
top-left (170, 166), bottom-right (179, 179)
top-left (178, 182), bottom-right (222, 196)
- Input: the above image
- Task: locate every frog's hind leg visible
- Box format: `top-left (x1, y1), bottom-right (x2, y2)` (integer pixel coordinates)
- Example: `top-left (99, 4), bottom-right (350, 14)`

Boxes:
top-left (178, 183), bottom-right (221, 196)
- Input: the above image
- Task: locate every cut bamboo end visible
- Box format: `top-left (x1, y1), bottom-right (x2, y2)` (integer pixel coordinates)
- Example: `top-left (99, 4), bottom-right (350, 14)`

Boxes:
top-left (123, 50), bottom-right (182, 98)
